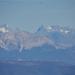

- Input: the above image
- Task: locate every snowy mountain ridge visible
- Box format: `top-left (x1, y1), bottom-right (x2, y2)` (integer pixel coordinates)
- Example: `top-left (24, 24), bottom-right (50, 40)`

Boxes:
top-left (0, 24), bottom-right (75, 51)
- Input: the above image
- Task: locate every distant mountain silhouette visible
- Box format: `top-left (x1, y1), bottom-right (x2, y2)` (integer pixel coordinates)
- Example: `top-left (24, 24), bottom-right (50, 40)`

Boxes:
top-left (0, 24), bottom-right (75, 64)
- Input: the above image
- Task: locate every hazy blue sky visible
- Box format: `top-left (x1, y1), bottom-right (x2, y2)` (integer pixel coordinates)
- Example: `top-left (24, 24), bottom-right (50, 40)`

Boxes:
top-left (0, 0), bottom-right (75, 32)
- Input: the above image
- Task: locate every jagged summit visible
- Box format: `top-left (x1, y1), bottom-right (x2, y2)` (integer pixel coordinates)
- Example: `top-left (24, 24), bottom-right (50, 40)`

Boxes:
top-left (37, 25), bottom-right (71, 34)
top-left (0, 24), bottom-right (9, 33)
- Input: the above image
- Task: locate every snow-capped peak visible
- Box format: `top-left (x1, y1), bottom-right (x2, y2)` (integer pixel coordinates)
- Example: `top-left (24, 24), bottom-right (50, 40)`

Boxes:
top-left (46, 25), bottom-right (71, 34)
top-left (46, 26), bottom-right (53, 32)
top-left (64, 30), bottom-right (70, 34)
top-left (60, 29), bottom-right (64, 33)
top-left (36, 25), bottom-right (71, 35)
top-left (0, 24), bottom-right (9, 33)
top-left (60, 29), bottom-right (70, 34)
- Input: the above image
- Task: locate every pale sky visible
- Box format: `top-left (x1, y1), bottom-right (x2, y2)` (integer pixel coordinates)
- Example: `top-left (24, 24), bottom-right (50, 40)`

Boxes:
top-left (0, 0), bottom-right (75, 32)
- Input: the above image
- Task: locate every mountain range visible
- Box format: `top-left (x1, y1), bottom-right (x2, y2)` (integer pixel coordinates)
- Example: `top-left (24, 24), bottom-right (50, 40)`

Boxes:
top-left (0, 24), bottom-right (75, 64)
